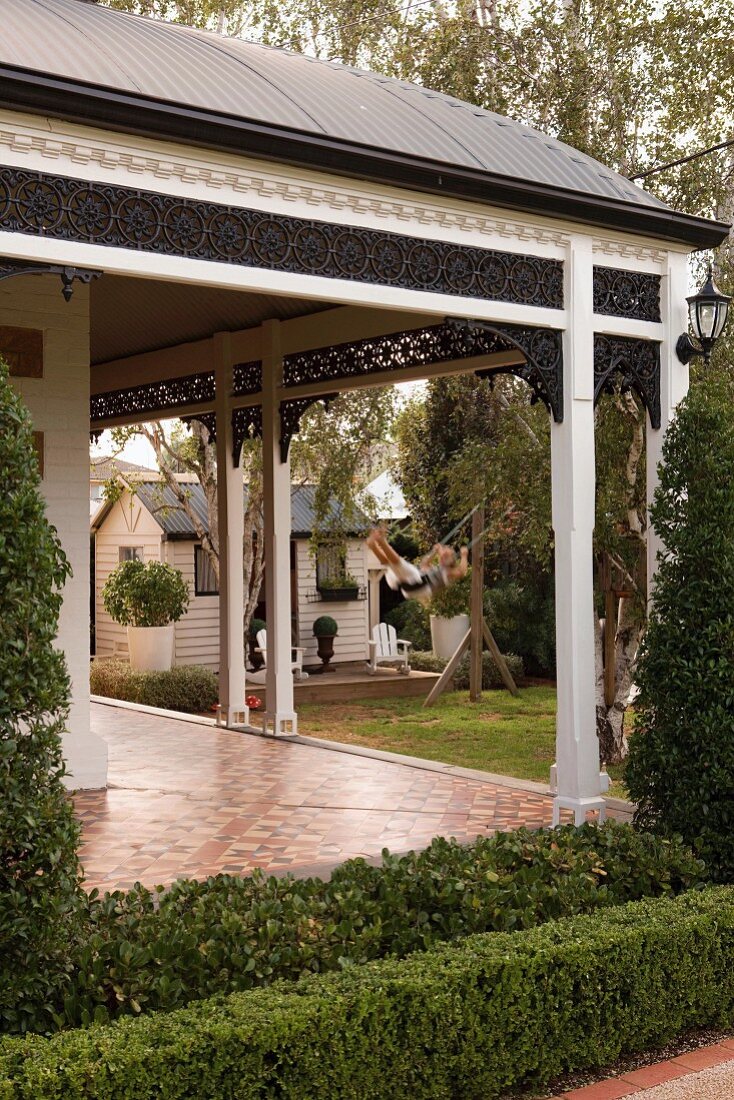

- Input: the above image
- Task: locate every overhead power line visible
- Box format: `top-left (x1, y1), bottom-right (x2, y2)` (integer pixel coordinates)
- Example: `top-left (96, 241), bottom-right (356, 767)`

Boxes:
top-left (631, 136), bottom-right (734, 180)
top-left (335, 0), bottom-right (436, 34)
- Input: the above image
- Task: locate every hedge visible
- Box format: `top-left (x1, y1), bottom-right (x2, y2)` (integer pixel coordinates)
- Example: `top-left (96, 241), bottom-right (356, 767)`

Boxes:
top-left (89, 661), bottom-right (217, 714)
top-left (44, 823), bottom-right (704, 1032)
top-left (410, 649), bottom-right (525, 688)
top-left (1, 887), bottom-right (733, 1098)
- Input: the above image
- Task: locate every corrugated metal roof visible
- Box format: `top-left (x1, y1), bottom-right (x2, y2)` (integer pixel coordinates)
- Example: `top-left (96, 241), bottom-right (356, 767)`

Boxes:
top-left (0, 0), bottom-right (667, 213)
top-left (134, 481), bottom-right (369, 539)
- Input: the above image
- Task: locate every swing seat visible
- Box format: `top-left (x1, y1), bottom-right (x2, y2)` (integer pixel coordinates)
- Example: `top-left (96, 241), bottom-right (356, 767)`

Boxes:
top-left (367, 623), bottom-right (411, 675)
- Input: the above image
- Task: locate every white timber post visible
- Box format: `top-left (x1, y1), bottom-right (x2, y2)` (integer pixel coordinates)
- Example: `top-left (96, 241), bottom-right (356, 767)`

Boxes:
top-left (214, 332), bottom-right (248, 728)
top-left (550, 235), bottom-right (606, 825)
top-left (647, 251), bottom-right (690, 600)
top-left (261, 318), bottom-right (297, 735)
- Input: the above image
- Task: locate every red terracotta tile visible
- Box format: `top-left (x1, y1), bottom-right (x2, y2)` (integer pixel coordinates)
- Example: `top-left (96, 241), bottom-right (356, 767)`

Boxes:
top-left (671, 1044), bottom-right (734, 1071)
top-left (619, 1062), bottom-right (689, 1088)
top-left (561, 1081), bottom-right (640, 1099)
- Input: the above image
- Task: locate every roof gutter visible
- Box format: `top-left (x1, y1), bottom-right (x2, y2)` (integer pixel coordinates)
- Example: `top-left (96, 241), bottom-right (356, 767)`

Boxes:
top-left (0, 65), bottom-right (729, 251)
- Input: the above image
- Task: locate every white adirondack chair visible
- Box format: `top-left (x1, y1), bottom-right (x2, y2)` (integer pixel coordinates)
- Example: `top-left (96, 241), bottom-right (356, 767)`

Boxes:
top-left (367, 622), bottom-right (411, 675)
top-left (255, 629), bottom-right (308, 680)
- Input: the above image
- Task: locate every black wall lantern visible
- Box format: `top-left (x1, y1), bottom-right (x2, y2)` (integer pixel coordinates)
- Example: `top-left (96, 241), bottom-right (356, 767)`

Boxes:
top-left (676, 266), bottom-right (731, 365)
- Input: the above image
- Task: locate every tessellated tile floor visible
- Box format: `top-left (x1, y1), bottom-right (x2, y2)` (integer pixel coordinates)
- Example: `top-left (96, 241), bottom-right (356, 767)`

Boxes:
top-left (76, 702), bottom-right (570, 892)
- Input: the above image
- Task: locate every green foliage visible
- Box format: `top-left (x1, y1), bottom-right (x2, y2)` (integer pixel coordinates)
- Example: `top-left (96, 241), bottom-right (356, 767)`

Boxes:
top-left (316, 572), bottom-right (359, 589)
top-left (428, 568), bottom-right (472, 618)
top-left (410, 650), bottom-right (524, 689)
top-left (3, 886), bottom-right (733, 1097)
top-left (626, 372), bottom-right (734, 881)
top-left (0, 361), bottom-right (85, 1036)
top-left (90, 661), bottom-right (217, 714)
top-left (312, 615), bottom-right (338, 637)
top-left (486, 579), bottom-right (556, 677)
top-left (8, 822), bottom-right (707, 1034)
top-left (385, 599), bottom-right (431, 650)
top-left (102, 560), bottom-right (189, 628)
top-left (248, 617), bottom-right (267, 640)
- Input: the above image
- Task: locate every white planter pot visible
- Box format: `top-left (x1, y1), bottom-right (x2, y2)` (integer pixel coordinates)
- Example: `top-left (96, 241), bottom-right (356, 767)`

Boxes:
top-left (430, 614), bottom-right (470, 660)
top-left (127, 624), bottom-right (175, 672)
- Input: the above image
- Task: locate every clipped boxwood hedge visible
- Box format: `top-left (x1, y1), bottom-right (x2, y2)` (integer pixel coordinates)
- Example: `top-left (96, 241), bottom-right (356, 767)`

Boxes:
top-left (30, 823), bottom-right (705, 1034)
top-left (89, 660), bottom-right (217, 714)
top-left (2, 887), bottom-right (733, 1099)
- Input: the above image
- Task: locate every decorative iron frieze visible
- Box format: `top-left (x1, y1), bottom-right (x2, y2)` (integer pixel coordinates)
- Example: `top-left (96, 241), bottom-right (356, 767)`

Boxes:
top-left (182, 411), bottom-right (217, 443)
top-left (280, 395), bottom-right (338, 462)
top-left (593, 334), bottom-right (661, 428)
top-left (593, 266), bottom-right (661, 322)
top-left (234, 360), bottom-right (263, 396)
top-left (90, 371), bottom-right (215, 425)
top-left (232, 405), bottom-right (263, 465)
top-left (0, 167), bottom-right (563, 308)
top-left (0, 257), bottom-right (100, 301)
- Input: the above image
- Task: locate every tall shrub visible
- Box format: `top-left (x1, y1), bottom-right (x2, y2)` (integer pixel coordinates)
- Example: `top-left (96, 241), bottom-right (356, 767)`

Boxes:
top-left (0, 360), bottom-right (84, 1033)
top-left (626, 371), bottom-right (734, 880)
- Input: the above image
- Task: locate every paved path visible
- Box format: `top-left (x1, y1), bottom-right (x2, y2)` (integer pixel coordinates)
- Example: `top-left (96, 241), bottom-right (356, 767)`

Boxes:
top-left (76, 702), bottom-right (559, 892)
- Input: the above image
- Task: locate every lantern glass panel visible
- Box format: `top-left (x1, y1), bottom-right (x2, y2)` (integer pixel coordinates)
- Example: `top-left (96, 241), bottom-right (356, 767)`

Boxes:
top-left (697, 302), bottom-right (717, 340)
top-left (713, 300), bottom-right (729, 339)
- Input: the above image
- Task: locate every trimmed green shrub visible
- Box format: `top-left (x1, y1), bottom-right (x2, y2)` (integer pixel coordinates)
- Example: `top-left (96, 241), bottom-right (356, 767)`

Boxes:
top-left (626, 371), bottom-right (734, 881)
top-left (102, 559), bottom-right (189, 628)
top-left (247, 617), bottom-right (266, 640)
top-left (410, 648), bottom-right (524, 687)
top-left (43, 822), bottom-right (704, 1030)
top-left (2, 887), bottom-right (733, 1098)
top-left (385, 598), bottom-right (431, 650)
top-left (90, 661), bottom-right (218, 713)
top-left (428, 567), bottom-right (471, 617)
top-left (312, 614), bottom-right (338, 636)
top-left (0, 361), bottom-right (85, 1036)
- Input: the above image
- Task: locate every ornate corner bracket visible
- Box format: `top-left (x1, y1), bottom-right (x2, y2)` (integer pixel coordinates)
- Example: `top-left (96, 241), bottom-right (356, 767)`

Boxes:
top-left (280, 395), bottom-right (338, 462)
top-left (232, 405), bottom-right (263, 465)
top-left (0, 259), bottom-right (100, 301)
top-left (593, 334), bottom-right (661, 428)
top-left (445, 317), bottom-right (564, 422)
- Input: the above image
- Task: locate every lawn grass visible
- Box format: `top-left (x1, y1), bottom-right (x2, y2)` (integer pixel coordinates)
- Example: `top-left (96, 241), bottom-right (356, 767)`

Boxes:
top-left (297, 687), bottom-right (628, 799)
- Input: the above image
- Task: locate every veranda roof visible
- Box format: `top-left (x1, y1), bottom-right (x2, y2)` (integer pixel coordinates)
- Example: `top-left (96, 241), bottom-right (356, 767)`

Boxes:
top-left (0, 0), bottom-right (727, 247)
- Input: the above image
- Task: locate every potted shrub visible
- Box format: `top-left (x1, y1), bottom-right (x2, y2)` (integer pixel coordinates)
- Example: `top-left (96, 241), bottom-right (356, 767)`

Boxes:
top-left (247, 617), bottom-right (267, 670)
top-left (102, 559), bottom-right (189, 672)
top-left (429, 568), bottom-right (471, 660)
top-left (313, 614), bottom-right (338, 673)
top-left (317, 573), bottom-right (360, 601)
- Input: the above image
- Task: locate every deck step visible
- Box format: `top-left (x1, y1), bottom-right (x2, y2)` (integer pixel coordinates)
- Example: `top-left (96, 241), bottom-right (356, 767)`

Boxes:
top-left (250, 666), bottom-right (440, 707)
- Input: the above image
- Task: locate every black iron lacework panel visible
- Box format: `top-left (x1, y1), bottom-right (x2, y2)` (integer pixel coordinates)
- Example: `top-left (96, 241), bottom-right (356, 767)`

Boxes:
top-left (0, 167), bottom-right (563, 308)
top-left (232, 405), bottom-right (263, 465)
top-left (593, 266), bottom-right (661, 322)
top-left (284, 321), bottom-right (564, 422)
top-left (593, 334), bottom-right (661, 428)
top-left (234, 360), bottom-right (263, 395)
top-left (90, 371), bottom-right (215, 423)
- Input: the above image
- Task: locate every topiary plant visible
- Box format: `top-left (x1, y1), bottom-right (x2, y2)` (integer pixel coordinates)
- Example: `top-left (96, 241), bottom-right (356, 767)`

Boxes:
top-left (248, 617), bottom-right (267, 640)
top-left (0, 359), bottom-right (85, 1034)
top-left (429, 567), bottom-right (471, 618)
top-left (313, 615), bottom-right (338, 637)
top-left (625, 370), bottom-right (734, 881)
top-left (102, 559), bottom-right (189, 627)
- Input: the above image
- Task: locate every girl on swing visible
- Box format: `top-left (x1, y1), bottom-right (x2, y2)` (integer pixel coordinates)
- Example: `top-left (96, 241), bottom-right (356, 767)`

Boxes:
top-left (367, 527), bottom-right (469, 604)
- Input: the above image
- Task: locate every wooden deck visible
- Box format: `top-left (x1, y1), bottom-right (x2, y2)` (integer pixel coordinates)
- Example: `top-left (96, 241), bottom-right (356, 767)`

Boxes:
top-left (250, 663), bottom-right (440, 706)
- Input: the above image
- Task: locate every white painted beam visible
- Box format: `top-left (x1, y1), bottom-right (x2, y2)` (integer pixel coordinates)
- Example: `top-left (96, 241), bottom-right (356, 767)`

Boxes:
top-left (213, 333), bottom-right (248, 729)
top-left (261, 319), bottom-right (298, 736)
top-left (551, 235), bottom-right (605, 824)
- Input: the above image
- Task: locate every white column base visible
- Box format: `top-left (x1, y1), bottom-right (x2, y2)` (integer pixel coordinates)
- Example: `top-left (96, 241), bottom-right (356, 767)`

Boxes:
top-left (552, 794), bottom-right (607, 827)
top-left (550, 764), bottom-right (610, 795)
top-left (261, 710), bottom-right (298, 736)
top-left (216, 705), bottom-right (250, 728)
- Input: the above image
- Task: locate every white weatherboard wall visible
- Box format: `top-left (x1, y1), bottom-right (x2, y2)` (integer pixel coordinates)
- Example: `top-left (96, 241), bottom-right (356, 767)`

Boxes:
top-left (94, 493), bottom-right (164, 659)
top-left (296, 541), bottom-right (369, 664)
top-left (170, 540), bottom-right (219, 669)
top-left (2, 276), bottom-right (107, 789)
